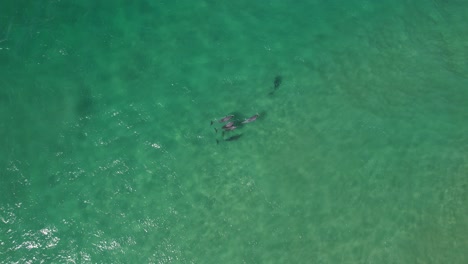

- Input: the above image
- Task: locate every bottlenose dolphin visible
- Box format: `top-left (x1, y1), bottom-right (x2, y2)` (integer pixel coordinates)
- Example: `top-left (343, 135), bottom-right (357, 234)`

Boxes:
top-left (211, 115), bottom-right (234, 125)
top-left (222, 126), bottom-right (238, 137)
top-left (241, 114), bottom-right (259, 124)
top-left (224, 125), bottom-right (237, 131)
top-left (219, 115), bottom-right (234, 123)
top-left (222, 122), bottom-right (234, 129)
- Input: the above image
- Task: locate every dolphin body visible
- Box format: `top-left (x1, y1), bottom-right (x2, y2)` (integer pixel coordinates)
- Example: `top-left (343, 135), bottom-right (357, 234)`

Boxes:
top-left (219, 115), bottom-right (234, 123)
top-left (211, 115), bottom-right (234, 125)
top-left (222, 122), bottom-right (234, 129)
top-left (241, 114), bottom-right (259, 124)
top-left (221, 125), bottom-right (237, 137)
top-left (223, 125), bottom-right (237, 131)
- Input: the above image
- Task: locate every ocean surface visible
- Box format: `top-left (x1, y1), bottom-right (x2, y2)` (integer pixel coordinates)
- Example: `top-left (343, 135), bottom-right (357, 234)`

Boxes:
top-left (1, 0), bottom-right (467, 263)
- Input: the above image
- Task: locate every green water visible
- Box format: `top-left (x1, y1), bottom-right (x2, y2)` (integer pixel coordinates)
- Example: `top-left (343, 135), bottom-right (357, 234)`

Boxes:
top-left (1, 0), bottom-right (467, 263)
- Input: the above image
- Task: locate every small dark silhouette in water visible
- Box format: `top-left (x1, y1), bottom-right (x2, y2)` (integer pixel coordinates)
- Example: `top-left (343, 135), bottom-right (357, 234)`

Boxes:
top-left (241, 114), bottom-right (259, 124)
top-left (274, 75), bottom-right (282, 88)
top-left (269, 75), bottom-right (282, 95)
top-left (214, 127), bottom-right (218, 133)
top-left (225, 134), bottom-right (242, 142)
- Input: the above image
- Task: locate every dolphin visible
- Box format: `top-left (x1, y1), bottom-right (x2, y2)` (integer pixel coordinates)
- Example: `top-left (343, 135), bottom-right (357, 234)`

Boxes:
top-left (241, 114), bottom-right (259, 124)
top-left (223, 125), bottom-right (237, 131)
top-left (218, 115), bottom-right (234, 123)
top-left (211, 115), bottom-right (234, 125)
top-left (222, 128), bottom-right (235, 137)
top-left (222, 121), bottom-right (234, 129)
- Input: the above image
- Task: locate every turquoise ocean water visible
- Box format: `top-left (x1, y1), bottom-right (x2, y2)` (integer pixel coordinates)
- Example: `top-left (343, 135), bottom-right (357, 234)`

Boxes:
top-left (1, 0), bottom-right (467, 263)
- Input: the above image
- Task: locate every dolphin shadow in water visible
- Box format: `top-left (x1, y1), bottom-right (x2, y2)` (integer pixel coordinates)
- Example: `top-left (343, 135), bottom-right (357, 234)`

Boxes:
top-left (269, 75), bottom-right (282, 95)
top-left (216, 133), bottom-right (242, 144)
top-left (225, 134), bottom-right (243, 142)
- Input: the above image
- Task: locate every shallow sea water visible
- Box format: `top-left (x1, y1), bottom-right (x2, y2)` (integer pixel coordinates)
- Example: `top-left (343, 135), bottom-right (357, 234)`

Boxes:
top-left (1, 0), bottom-right (467, 263)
